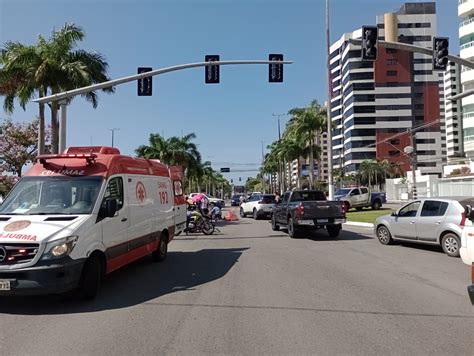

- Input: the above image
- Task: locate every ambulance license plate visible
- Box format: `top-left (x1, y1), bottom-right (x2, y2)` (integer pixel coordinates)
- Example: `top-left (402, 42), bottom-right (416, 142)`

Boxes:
top-left (0, 280), bottom-right (11, 291)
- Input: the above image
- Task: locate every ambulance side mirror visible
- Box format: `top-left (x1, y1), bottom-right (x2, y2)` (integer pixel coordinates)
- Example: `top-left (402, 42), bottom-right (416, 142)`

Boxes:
top-left (104, 198), bottom-right (118, 218)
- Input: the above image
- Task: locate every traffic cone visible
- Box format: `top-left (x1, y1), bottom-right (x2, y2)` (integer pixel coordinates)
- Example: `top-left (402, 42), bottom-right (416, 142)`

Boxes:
top-left (225, 210), bottom-right (239, 221)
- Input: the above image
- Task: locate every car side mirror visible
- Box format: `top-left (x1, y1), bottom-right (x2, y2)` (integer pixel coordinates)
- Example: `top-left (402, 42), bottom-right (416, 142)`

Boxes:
top-left (105, 198), bottom-right (118, 218)
top-left (391, 211), bottom-right (398, 217)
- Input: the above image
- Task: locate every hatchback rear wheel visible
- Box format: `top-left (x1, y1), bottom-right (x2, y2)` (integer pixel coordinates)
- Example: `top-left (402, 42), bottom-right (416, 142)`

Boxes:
top-left (441, 233), bottom-right (460, 257)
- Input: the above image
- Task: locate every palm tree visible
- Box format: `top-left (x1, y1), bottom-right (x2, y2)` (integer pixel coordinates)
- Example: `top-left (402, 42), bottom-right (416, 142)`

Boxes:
top-left (0, 23), bottom-right (114, 153)
top-left (136, 132), bottom-right (203, 192)
top-left (359, 160), bottom-right (380, 189)
top-left (286, 100), bottom-right (326, 189)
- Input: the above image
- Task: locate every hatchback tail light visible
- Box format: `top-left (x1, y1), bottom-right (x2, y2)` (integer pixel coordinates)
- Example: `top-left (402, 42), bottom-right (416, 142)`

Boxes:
top-left (296, 202), bottom-right (305, 217)
top-left (461, 212), bottom-right (467, 226)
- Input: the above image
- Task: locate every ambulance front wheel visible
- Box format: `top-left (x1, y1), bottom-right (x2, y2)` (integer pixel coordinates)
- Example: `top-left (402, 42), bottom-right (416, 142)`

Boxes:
top-left (152, 233), bottom-right (168, 262)
top-left (77, 253), bottom-right (103, 300)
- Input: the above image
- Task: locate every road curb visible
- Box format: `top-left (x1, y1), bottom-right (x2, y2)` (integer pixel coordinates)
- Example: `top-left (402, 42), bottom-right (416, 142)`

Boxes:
top-left (344, 221), bottom-right (374, 228)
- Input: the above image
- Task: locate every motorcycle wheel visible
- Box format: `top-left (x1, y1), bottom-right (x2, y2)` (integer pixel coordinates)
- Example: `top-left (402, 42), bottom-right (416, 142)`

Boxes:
top-left (202, 221), bottom-right (215, 235)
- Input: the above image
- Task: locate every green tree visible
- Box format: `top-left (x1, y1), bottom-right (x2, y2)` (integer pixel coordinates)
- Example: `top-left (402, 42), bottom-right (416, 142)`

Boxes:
top-left (286, 100), bottom-right (326, 189)
top-left (0, 23), bottom-right (114, 153)
top-left (0, 118), bottom-right (49, 177)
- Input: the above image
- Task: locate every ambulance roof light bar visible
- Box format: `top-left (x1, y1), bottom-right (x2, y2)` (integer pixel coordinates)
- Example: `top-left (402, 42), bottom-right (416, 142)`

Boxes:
top-left (38, 153), bottom-right (98, 165)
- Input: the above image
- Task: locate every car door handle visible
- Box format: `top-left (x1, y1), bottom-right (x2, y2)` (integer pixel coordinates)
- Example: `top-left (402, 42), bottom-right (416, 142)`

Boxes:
top-left (121, 217), bottom-right (128, 222)
top-left (436, 221), bottom-right (442, 225)
top-left (410, 221), bottom-right (415, 224)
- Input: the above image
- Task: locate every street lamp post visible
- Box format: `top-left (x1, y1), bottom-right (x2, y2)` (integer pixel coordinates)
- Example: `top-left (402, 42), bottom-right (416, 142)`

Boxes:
top-left (326, 0), bottom-right (334, 200)
top-left (109, 128), bottom-right (120, 147)
top-left (272, 113), bottom-right (286, 140)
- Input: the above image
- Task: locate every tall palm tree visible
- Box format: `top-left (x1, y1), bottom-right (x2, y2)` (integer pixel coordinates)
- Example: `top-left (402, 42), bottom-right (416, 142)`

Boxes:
top-left (0, 23), bottom-right (114, 153)
top-left (287, 100), bottom-right (326, 189)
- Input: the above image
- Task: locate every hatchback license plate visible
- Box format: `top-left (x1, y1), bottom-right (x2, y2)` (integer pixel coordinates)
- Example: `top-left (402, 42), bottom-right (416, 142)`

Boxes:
top-left (0, 280), bottom-right (11, 291)
top-left (317, 219), bottom-right (329, 223)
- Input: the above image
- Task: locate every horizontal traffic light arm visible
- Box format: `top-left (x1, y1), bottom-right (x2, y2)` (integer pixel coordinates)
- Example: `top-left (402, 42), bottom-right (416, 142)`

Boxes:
top-left (33, 60), bottom-right (294, 104)
top-left (348, 39), bottom-right (474, 70)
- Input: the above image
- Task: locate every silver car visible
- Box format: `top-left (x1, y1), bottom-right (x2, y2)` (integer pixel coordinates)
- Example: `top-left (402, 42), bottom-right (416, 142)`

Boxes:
top-left (375, 197), bottom-right (474, 257)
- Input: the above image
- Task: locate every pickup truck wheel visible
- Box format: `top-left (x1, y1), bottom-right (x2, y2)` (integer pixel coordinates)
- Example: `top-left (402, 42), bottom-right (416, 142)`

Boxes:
top-left (271, 214), bottom-right (280, 231)
top-left (288, 217), bottom-right (299, 239)
top-left (77, 254), bottom-right (103, 300)
top-left (372, 200), bottom-right (381, 210)
top-left (253, 209), bottom-right (259, 220)
top-left (240, 207), bottom-right (245, 218)
top-left (441, 233), bottom-right (460, 257)
top-left (377, 225), bottom-right (393, 245)
top-left (327, 224), bottom-right (341, 238)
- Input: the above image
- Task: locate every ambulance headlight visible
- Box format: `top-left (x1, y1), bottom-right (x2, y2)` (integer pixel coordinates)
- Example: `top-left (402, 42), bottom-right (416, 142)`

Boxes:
top-left (42, 236), bottom-right (78, 260)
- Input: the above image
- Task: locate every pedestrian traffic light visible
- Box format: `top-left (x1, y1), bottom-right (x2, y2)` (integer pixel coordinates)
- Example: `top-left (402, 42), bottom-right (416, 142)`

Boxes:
top-left (137, 67), bottom-right (152, 96)
top-left (205, 55), bottom-right (220, 83)
top-left (433, 37), bottom-right (449, 71)
top-left (361, 26), bottom-right (378, 61)
top-left (269, 54), bottom-right (283, 83)
top-left (239, 177), bottom-right (241, 181)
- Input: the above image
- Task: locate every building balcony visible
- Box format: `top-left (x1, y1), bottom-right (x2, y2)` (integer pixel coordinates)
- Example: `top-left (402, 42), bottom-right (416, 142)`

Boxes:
top-left (459, 0), bottom-right (474, 19)
top-left (461, 66), bottom-right (474, 84)
top-left (460, 41), bottom-right (474, 59)
top-left (460, 17), bottom-right (474, 37)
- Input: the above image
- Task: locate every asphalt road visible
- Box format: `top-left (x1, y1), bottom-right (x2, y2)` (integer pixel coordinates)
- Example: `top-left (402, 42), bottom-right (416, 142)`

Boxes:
top-left (0, 210), bottom-right (473, 355)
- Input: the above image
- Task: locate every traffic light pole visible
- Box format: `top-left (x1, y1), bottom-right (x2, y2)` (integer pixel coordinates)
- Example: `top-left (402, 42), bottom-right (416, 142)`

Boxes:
top-left (348, 38), bottom-right (474, 70)
top-left (33, 60), bottom-right (294, 105)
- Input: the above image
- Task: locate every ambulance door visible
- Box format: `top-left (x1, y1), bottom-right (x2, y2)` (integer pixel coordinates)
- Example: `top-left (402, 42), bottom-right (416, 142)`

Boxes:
top-left (127, 175), bottom-right (153, 242)
top-left (169, 167), bottom-right (186, 236)
top-left (100, 176), bottom-right (130, 268)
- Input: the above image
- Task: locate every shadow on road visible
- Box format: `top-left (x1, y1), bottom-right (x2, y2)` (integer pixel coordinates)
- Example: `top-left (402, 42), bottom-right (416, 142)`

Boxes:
top-left (304, 229), bottom-right (372, 242)
top-left (0, 247), bottom-right (248, 315)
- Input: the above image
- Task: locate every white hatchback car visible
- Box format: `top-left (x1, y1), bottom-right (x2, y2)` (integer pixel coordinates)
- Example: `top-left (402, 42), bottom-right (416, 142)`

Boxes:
top-left (240, 194), bottom-right (276, 220)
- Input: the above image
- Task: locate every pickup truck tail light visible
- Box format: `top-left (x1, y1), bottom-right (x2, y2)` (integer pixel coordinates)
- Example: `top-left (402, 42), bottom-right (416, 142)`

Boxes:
top-left (341, 202), bottom-right (347, 216)
top-left (296, 202), bottom-right (305, 217)
top-left (461, 212), bottom-right (467, 226)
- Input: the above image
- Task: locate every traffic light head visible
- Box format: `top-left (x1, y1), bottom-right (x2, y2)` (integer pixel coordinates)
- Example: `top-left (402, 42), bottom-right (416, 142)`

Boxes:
top-left (433, 37), bottom-right (449, 71)
top-left (361, 25), bottom-right (378, 61)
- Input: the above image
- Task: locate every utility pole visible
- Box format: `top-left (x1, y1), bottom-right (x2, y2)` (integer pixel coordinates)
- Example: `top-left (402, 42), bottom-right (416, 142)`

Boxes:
top-left (408, 128), bottom-right (418, 199)
top-left (326, 0), bottom-right (334, 200)
top-left (261, 140), bottom-right (265, 193)
top-left (272, 113), bottom-right (286, 140)
top-left (109, 128), bottom-right (120, 147)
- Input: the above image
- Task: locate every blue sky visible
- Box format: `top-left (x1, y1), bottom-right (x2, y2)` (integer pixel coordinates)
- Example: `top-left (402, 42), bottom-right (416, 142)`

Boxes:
top-left (0, 0), bottom-right (457, 182)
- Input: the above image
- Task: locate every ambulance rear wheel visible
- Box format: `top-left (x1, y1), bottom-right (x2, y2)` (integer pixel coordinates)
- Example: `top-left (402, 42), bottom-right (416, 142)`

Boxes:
top-left (152, 233), bottom-right (168, 262)
top-left (77, 254), bottom-right (103, 300)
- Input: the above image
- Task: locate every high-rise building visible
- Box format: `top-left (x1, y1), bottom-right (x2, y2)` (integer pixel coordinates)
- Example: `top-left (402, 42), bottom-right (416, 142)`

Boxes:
top-left (459, 0), bottom-right (474, 156)
top-left (443, 61), bottom-right (463, 161)
top-left (330, 2), bottom-right (445, 177)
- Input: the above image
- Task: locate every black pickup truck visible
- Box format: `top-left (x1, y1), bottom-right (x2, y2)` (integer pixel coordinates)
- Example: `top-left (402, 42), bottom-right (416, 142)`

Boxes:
top-left (271, 190), bottom-right (346, 238)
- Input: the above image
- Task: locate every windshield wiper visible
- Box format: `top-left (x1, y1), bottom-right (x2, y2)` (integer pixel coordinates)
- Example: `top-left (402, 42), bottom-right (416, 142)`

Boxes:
top-left (0, 213), bottom-right (20, 215)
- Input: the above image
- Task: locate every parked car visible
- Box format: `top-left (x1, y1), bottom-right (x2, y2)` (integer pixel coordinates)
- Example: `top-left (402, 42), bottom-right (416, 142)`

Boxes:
top-left (460, 205), bottom-right (474, 304)
top-left (189, 193), bottom-right (225, 208)
top-left (240, 194), bottom-right (276, 219)
top-left (231, 194), bottom-right (244, 206)
top-left (334, 187), bottom-right (386, 210)
top-left (375, 197), bottom-right (474, 257)
top-left (271, 190), bottom-right (346, 238)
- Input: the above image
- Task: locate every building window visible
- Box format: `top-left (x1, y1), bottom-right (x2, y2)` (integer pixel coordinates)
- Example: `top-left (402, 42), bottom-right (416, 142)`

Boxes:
top-left (389, 150), bottom-right (400, 156)
top-left (386, 70), bottom-right (398, 76)
top-left (451, 85), bottom-right (457, 89)
top-left (386, 48), bottom-right (397, 54)
top-left (386, 59), bottom-right (398, 65)
top-left (390, 139), bottom-right (400, 145)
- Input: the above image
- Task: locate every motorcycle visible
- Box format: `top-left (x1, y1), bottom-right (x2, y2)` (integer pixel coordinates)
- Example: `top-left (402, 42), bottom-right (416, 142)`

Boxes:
top-left (185, 208), bottom-right (215, 235)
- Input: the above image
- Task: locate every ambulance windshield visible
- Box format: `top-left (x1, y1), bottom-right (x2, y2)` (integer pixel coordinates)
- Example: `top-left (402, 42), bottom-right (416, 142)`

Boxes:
top-left (0, 176), bottom-right (103, 215)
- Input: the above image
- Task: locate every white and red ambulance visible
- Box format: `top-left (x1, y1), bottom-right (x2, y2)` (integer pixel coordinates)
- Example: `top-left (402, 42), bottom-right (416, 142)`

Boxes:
top-left (0, 146), bottom-right (186, 298)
